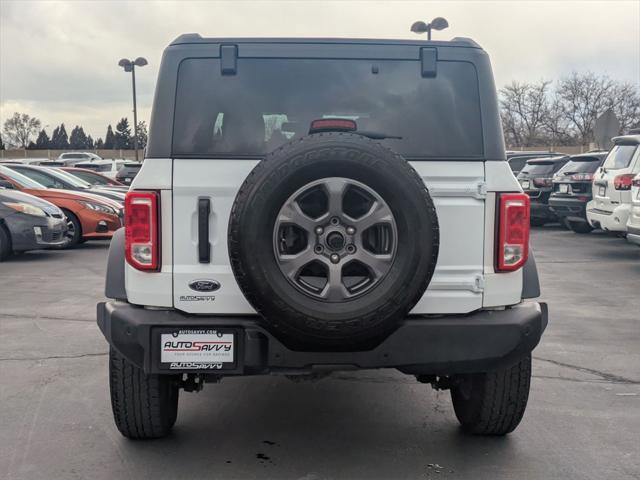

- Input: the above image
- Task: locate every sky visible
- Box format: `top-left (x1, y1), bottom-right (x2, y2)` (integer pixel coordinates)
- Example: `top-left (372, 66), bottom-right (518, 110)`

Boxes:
top-left (1, 0), bottom-right (639, 141)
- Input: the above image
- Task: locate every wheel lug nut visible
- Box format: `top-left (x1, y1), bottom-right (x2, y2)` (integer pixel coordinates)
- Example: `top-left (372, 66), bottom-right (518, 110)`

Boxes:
top-left (330, 253), bottom-right (340, 264)
top-left (315, 226), bottom-right (324, 235)
top-left (330, 217), bottom-right (340, 226)
top-left (346, 226), bottom-right (356, 235)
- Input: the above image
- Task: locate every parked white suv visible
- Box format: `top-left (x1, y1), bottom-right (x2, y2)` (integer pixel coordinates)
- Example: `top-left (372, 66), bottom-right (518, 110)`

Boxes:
top-left (587, 135), bottom-right (640, 233)
top-left (74, 159), bottom-right (125, 179)
top-left (626, 173), bottom-right (640, 245)
top-left (55, 151), bottom-right (102, 166)
top-left (98, 34), bottom-right (546, 439)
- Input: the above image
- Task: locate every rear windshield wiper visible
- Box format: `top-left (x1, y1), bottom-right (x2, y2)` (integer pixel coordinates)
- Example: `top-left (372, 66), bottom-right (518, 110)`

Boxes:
top-left (356, 130), bottom-right (403, 140)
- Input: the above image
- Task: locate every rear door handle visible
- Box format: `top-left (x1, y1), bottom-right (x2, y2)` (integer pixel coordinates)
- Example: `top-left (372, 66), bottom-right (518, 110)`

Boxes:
top-left (198, 198), bottom-right (211, 263)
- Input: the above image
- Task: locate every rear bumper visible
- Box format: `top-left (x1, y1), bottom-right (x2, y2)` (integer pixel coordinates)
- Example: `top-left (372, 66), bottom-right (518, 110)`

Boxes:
top-left (527, 191), bottom-right (555, 220)
top-left (97, 301), bottom-right (548, 376)
top-left (586, 202), bottom-right (630, 232)
top-left (548, 196), bottom-right (589, 222)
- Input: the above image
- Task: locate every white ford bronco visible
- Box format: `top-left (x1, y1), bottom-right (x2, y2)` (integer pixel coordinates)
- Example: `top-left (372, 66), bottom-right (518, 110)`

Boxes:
top-left (98, 34), bottom-right (547, 439)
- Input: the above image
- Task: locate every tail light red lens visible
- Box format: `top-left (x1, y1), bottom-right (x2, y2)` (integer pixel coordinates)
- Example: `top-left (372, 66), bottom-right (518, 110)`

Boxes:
top-left (496, 193), bottom-right (530, 272)
top-left (533, 177), bottom-right (552, 188)
top-left (125, 191), bottom-right (159, 271)
top-left (614, 173), bottom-right (635, 190)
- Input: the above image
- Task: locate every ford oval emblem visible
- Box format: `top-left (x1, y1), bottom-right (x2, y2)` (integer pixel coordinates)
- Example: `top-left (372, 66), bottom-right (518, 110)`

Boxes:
top-left (188, 279), bottom-right (221, 292)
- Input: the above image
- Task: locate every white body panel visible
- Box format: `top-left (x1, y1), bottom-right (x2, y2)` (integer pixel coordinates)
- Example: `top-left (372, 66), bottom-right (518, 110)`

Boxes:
top-left (125, 158), bottom-right (525, 312)
top-left (626, 173), bottom-right (640, 245)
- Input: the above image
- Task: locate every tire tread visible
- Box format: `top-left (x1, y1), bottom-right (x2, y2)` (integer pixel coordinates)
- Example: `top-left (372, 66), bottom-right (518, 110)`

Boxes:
top-left (109, 348), bottom-right (178, 439)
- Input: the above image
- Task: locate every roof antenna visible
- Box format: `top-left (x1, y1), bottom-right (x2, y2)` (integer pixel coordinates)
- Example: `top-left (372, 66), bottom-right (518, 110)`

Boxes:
top-left (411, 17), bottom-right (449, 41)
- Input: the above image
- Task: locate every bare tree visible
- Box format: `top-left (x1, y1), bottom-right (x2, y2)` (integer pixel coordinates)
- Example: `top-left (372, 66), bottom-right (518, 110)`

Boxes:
top-left (499, 80), bottom-right (551, 147)
top-left (556, 72), bottom-right (614, 145)
top-left (541, 96), bottom-right (574, 146)
top-left (2, 112), bottom-right (42, 149)
top-left (607, 82), bottom-right (640, 134)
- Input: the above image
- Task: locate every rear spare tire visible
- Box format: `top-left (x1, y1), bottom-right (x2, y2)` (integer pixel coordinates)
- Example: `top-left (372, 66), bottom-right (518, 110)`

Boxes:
top-left (229, 132), bottom-right (439, 350)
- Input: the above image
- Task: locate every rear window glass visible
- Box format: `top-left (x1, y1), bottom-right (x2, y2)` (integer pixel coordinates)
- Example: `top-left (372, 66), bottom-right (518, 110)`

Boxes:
top-left (521, 162), bottom-right (555, 175)
top-left (173, 58), bottom-right (483, 159)
top-left (76, 163), bottom-right (111, 172)
top-left (508, 157), bottom-right (528, 172)
top-left (557, 158), bottom-right (603, 175)
top-left (70, 170), bottom-right (108, 184)
top-left (602, 145), bottom-right (637, 170)
top-left (62, 153), bottom-right (86, 159)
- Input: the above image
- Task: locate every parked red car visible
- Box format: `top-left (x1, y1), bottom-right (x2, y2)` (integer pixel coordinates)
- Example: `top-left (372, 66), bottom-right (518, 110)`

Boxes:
top-left (0, 165), bottom-right (122, 247)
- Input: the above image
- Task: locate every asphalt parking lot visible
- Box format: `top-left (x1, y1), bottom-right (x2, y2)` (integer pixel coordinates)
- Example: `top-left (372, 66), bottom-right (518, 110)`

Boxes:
top-left (1, 227), bottom-right (639, 480)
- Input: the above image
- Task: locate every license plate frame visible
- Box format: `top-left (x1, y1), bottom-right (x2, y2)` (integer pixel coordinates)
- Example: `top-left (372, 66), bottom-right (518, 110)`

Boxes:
top-left (155, 327), bottom-right (239, 371)
top-left (559, 184), bottom-right (569, 194)
top-left (598, 186), bottom-right (606, 197)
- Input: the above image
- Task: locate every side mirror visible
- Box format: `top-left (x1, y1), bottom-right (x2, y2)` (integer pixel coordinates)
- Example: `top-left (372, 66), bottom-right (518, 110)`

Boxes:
top-left (0, 179), bottom-right (15, 189)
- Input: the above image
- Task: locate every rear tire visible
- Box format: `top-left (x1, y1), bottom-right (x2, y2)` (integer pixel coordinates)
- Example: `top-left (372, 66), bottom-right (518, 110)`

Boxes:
top-left (568, 220), bottom-right (593, 234)
top-left (0, 225), bottom-right (12, 261)
top-left (109, 347), bottom-right (179, 439)
top-left (450, 355), bottom-right (531, 435)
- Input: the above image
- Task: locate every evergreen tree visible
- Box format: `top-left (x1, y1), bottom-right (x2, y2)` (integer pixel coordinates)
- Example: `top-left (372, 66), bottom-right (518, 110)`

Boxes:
top-left (115, 118), bottom-right (132, 149)
top-left (51, 123), bottom-right (69, 149)
top-left (0, 134), bottom-right (4, 150)
top-left (136, 120), bottom-right (148, 149)
top-left (104, 125), bottom-right (116, 149)
top-left (86, 135), bottom-right (94, 149)
top-left (27, 141), bottom-right (37, 150)
top-left (35, 129), bottom-right (51, 149)
top-left (95, 137), bottom-right (104, 149)
top-left (69, 125), bottom-right (89, 149)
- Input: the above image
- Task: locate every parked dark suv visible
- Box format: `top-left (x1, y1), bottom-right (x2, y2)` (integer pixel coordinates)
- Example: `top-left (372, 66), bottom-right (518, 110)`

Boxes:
top-left (548, 152), bottom-right (608, 233)
top-left (517, 155), bottom-right (570, 226)
top-left (507, 151), bottom-right (562, 176)
top-left (114, 162), bottom-right (142, 185)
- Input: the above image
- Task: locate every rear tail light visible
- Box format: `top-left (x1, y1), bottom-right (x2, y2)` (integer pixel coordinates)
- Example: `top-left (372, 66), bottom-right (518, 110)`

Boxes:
top-left (496, 193), bottom-right (530, 272)
top-left (533, 177), bottom-right (552, 188)
top-left (614, 173), bottom-right (635, 190)
top-left (570, 173), bottom-right (594, 181)
top-left (125, 191), bottom-right (159, 271)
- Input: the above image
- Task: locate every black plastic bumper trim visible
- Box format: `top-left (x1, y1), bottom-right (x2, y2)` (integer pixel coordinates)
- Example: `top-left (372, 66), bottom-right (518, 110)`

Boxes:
top-left (97, 301), bottom-right (548, 376)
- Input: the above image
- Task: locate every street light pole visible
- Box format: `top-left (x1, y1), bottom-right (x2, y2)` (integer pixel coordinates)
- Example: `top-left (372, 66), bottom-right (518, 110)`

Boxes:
top-left (131, 64), bottom-right (138, 161)
top-left (118, 57), bottom-right (148, 162)
top-left (410, 17), bottom-right (450, 41)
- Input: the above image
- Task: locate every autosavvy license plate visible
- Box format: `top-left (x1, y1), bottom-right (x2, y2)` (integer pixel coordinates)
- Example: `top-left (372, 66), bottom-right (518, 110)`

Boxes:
top-left (598, 186), bottom-right (606, 197)
top-left (559, 184), bottom-right (569, 194)
top-left (160, 329), bottom-right (234, 369)
top-left (521, 180), bottom-right (530, 189)
top-left (124, 178), bottom-right (131, 183)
